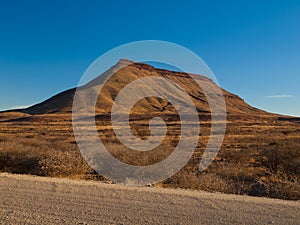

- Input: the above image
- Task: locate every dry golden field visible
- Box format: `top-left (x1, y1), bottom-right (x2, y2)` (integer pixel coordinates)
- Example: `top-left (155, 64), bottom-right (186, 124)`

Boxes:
top-left (0, 112), bottom-right (299, 200)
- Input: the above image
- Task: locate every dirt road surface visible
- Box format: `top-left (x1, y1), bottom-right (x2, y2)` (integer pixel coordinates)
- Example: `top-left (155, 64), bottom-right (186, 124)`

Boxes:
top-left (0, 173), bottom-right (299, 224)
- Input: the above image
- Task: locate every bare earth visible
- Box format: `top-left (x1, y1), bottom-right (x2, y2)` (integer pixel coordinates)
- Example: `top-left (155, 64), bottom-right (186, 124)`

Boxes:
top-left (0, 173), bottom-right (299, 225)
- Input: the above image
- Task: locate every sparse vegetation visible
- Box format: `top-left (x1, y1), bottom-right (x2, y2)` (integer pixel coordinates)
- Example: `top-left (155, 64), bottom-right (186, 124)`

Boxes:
top-left (0, 113), bottom-right (299, 200)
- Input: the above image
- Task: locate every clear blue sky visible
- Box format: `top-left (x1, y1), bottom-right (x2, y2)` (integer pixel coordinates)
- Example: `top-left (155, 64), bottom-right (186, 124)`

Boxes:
top-left (1, 0), bottom-right (300, 116)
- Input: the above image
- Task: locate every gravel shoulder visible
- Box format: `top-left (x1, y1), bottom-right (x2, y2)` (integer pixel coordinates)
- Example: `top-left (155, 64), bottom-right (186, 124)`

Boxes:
top-left (0, 173), bottom-right (299, 225)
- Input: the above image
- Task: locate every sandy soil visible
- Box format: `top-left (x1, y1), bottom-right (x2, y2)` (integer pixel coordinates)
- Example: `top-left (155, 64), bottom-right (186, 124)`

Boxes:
top-left (0, 173), bottom-right (299, 225)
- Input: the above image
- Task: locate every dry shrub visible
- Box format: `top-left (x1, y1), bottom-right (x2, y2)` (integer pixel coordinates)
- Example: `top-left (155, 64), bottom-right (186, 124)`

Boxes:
top-left (162, 169), bottom-right (235, 194)
top-left (38, 149), bottom-right (94, 179)
top-left (256, 171), bottom-right (300, 200)
top-left (0, 136), bottom-right (96, 179)
top-left (262, 141), bottom-right (300, 174)
top-left (0, 138), bottom-right (44, 175)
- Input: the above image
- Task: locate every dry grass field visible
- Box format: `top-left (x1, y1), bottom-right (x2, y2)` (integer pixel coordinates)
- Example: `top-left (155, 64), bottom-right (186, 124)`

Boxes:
top-left (0, 61), bottom-right (299, 200)
top-left (0, 112), bottom-right (299, 200)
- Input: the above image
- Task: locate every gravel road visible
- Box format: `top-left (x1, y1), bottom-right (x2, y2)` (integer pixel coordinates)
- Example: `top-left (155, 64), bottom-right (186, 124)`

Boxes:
top-left (0, 173), bottom-right (299, 224)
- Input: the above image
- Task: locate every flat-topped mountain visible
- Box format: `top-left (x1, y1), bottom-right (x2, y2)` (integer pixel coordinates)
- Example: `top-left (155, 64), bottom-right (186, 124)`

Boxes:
top-left (10, 59), bottom-right (267, 118)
